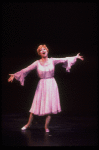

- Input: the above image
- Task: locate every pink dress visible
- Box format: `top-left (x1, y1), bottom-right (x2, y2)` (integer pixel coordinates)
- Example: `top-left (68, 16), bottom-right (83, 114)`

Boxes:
top-left (14, 56), bottom-right (77, 116)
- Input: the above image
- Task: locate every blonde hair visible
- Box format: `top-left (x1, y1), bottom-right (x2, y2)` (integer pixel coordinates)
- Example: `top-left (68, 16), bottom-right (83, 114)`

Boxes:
top-left (37, 44), bottom-right (49, 55)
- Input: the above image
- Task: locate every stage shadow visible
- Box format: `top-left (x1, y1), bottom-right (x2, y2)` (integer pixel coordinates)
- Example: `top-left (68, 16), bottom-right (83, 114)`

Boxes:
top-left (21, 129), bottom-right (53, 146)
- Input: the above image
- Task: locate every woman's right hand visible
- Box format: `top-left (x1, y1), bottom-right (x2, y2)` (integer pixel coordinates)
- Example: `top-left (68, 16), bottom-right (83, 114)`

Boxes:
top-left (8, 74), bottom-right (14, 83)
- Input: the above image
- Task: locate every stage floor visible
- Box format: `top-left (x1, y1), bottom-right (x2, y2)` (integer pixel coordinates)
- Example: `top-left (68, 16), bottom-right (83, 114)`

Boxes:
top-left (2, 113), bottom-right (98, 146)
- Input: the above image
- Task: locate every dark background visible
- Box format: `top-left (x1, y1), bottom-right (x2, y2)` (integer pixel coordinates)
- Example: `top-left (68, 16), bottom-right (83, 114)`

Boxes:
top-left (2, 2), bottom-right (98, 116)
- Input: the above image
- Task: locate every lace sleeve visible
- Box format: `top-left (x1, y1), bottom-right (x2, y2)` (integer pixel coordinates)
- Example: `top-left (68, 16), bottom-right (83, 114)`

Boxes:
top-left (52, 56), bottom-right (77, 72)
top-left (14, 60), bottom-right (38, 86)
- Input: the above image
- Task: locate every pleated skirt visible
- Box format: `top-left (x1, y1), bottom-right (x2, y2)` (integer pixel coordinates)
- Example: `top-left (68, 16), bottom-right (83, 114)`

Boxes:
top-left (29, 78), bottom-right (61, 116)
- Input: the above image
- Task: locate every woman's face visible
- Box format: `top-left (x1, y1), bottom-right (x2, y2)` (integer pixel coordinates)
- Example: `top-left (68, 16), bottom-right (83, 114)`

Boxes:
top-left (39, 48), bottom-right (48, 58)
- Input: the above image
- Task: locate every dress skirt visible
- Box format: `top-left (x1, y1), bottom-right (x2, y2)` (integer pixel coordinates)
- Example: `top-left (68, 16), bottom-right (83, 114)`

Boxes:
top-left (29, 77), bottom-right (61, 116)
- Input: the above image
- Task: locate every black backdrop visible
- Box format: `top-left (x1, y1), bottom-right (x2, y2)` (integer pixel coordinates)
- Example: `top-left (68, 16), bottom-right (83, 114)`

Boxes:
top-left (2, 2), bottom-right (97, 116)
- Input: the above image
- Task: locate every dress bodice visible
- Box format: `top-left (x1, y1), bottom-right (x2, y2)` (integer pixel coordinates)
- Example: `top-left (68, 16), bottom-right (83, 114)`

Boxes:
top-left (37, 58), bottom-right (55, 79)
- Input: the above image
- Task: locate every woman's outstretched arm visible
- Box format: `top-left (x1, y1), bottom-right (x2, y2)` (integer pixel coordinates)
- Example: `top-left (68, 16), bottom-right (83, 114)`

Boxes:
top-left (8, 60), bottom-right (38, 86)
top-left (52, 53), bottom-right (84, 72)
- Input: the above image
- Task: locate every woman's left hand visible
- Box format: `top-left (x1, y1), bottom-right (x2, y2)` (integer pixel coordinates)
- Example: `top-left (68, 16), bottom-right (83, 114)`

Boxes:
top-left (76, 53), bottom-right (84, 61)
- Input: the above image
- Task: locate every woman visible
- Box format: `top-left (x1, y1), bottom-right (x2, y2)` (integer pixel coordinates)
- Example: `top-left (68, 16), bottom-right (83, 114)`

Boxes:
top-left (8, 44), bottom-right (84, 132)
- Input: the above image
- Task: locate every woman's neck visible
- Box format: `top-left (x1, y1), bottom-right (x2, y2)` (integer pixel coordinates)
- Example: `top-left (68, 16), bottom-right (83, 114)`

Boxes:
top-left (41, 57), bottom-right (48, 62)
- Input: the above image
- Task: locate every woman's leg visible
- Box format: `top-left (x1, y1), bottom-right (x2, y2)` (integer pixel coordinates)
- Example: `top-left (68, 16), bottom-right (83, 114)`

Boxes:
top-left (45, 115), bottom-right (51, 131)
top-left (21, 113), bottom-right (33, 130)
top-left (27, 113), bottom-right (34, 127)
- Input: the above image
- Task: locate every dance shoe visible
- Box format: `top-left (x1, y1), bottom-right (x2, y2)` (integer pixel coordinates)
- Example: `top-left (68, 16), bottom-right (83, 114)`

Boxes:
top-left (21, 125), bottom-right (30, 131)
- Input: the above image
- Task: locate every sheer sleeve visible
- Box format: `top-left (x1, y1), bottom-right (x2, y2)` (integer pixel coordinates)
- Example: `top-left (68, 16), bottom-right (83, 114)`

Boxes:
top-left (52, 56), bottom-right (77, 72)
top-left (14, 60), bottom-right (38, 86)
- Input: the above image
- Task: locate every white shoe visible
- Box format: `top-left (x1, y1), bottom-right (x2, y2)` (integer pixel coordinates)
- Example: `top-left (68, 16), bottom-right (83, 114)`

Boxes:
top-left (21, 126), bottom-right (27, 130)
top-left (45, 128), bottom-right (50, 132)
top-left (21, 125), bottom-right (30, 131)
